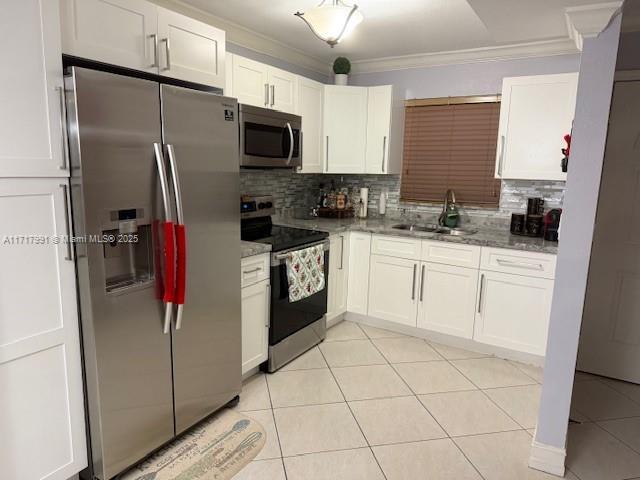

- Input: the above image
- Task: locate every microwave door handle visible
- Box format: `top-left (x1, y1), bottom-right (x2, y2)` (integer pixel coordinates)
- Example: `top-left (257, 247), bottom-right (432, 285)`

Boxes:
top-left (285, 122), bottom-right (294, 165)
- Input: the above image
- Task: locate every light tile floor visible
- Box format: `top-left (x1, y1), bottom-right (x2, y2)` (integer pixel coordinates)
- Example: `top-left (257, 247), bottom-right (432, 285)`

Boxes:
top-left (232, 321), bottom-right (640, 479)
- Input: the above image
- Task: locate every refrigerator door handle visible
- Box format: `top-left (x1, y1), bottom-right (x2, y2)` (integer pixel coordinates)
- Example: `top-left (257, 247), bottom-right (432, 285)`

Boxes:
top-left (154, 143), bottom-right (175, 334)
top-left (166, 144), bottom-right (186, 330)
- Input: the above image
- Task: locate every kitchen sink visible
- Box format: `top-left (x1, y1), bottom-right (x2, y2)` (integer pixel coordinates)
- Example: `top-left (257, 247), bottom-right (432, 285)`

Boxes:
top-left (391, 224), bottom-right (476, 236)
top-left (437, 227), bottom-right (477, 236)
top-left (391, 223), bottom-right (440, 232)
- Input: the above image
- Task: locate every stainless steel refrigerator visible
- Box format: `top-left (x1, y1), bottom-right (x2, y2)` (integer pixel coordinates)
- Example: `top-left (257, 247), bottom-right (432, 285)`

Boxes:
top-left (65, 67), bottom-right (241, 480)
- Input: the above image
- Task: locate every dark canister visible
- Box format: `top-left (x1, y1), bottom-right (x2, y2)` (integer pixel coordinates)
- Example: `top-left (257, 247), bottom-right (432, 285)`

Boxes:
top-left (527, 197), bottom-right (544, 215)
top-left (510, 213), bottom-right (526, 235)
top-left (526, 214), bottom-right (544, 237)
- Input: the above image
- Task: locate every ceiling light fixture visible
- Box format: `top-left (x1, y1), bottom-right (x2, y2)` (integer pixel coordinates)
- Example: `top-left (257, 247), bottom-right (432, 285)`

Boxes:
top-left (295, 0), bottom-right (364, 48)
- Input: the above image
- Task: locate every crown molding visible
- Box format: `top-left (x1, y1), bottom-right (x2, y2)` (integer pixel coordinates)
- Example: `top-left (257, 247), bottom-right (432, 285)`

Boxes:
top-left (565, 2), bottom-right (623, 50)
top-left (148, 0), bottom-right (331, 75)
top-left (349, 39), bottom-right (579, 75)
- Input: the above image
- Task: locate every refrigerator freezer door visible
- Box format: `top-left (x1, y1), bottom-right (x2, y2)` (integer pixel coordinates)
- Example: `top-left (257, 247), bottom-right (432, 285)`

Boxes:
top-left (160, 85), bottom-right (242, 433)
top-left (67, 68), bottom-right (175, 480)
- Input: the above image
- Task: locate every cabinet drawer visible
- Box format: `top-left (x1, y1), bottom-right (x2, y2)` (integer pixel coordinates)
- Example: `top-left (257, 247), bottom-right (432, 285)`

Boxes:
top-left (241, 253), bottom-right (270, 288)
top-left (421, 240), bottom-right (481, 268)
top-left (371, 235), bottom-right (421, 260)
top-left (480, 247), bottom-right (556, 279)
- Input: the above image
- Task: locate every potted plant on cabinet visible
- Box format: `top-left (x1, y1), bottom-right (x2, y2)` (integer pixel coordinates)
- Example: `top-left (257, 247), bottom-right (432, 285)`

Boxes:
top-left (333, 57), bottom-right (351, 85)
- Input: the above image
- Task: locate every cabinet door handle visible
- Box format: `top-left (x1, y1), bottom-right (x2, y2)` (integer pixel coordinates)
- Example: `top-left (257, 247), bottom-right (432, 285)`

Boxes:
top-left (264, 83), bottom-right (269, 106)
top-left (419, 264), bottom-right (425, 302)
top-left (243, 267), bottom-right (262, 275)
top-left (56, 86), bottom-right (69, 171)
top-left (161, 38), bottom-right (171, 71)
top-left (265, 284), bottom-right (271, 327)
top-left (496, 258), bottom-right (544, 271)
top-left (382, 136), bottom-right (387, 173)
top-left (339, 235), bottom-right (344, 270)
top-left (478, 273), bottom-right (485, 313)
top-left (497, 135), bottom-right (505, 176)
top-left (270, 85), bottom-right (275, 107)
top-left (60, 184), bottom-right (73, 261)
top-left (411, 263), bottom-right (417, 301)
top-left (325, 136), bottom-right (329, 172)
top-left (149, 33), bottom-right (159, 67)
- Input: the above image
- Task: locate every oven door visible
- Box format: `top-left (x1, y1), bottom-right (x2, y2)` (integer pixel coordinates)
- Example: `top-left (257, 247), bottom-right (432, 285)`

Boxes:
top-left (269, 241), bottom-right (329, 346)
top-left (239, 104), bottom-right (302, 168)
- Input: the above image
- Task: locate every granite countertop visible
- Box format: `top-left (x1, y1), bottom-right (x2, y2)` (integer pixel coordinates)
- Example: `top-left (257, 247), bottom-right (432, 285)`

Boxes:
top-left (241, 240), bottom-right (272, 258)
top-left (273, 216), bottom-right (559, 255)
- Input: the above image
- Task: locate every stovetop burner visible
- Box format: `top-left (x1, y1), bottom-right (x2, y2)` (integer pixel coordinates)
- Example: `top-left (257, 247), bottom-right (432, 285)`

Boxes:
top-left (240, 194), bottom-right (328, 252)
top-left (241, 221), bottom-right (328, 252)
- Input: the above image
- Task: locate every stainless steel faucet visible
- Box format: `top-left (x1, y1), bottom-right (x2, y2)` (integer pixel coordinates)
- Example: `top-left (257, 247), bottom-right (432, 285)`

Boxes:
top-left (438, 189), bottom-right (456, 226)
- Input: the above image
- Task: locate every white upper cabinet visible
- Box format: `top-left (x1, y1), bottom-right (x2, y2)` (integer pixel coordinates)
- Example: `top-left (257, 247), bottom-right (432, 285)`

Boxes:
top-left (60, 0), bottom-right (158, 73)
top-left (230, 55), bottom-right (297, 114)
top-left (1, 0), bottom-right (67, 177)
top-left (324, 85), bottom-right (368, 173)
top-left (60, 0), bottom-right (226, 88)
top-left (156, 6), bottom-right (225, 87)
top-left (495, 73), bottom-right (578, 181)
top-left (232, 55), bottom-right (270, 107)
top-left (0, 179), bottom-right (86, 480)
top-left (269, 67), bottom-right (298, 113)
top-left (297, 77), bottom-right (325, 173)
top-left (365, 85), bottom-right (404, 174)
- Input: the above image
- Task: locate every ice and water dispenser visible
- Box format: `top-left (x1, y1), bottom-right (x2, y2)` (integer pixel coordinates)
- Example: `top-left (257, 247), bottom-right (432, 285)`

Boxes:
top-left (103, 208), bottom-right (154, 293)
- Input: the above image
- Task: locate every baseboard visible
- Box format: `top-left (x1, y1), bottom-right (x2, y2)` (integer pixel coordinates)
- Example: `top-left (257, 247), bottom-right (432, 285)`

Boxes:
top-left (326, 312), bottom-right (346, 329)
top-left (529, 438), bottom-right (566, 477)
top-left (345, 311), bottom-right (545, 367)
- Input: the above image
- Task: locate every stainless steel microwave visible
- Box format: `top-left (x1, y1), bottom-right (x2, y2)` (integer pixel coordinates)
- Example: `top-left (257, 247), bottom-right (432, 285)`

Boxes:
top-left (239, 104), bottom-right (302, 168)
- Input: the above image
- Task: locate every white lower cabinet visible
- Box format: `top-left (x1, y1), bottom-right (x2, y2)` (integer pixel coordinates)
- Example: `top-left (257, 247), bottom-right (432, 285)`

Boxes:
top-left (0, 179), bottom-right (87, 480)
top-left (417, 263), bottom-right (478, 339)
top-left (350, 234), bottom-right (555, 357)
top-left (241, 254), bottom-right (270, 374)
top-left (241, 279), bottom-right (270, 374)
top-left (327, 233), bottom-right (349, 322)
top-left (474, 270), bottom-right (554, 355)
top-left (347, 232), bottom-right (372, 315)
top-left (368, 255), bottom-right (419, 327)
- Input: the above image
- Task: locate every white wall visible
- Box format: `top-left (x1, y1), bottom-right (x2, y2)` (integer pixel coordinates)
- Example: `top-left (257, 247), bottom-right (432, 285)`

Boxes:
top-left (534, 10), bottom-right (621, 457)
top-left (349, 54), bottom-right (581, 98)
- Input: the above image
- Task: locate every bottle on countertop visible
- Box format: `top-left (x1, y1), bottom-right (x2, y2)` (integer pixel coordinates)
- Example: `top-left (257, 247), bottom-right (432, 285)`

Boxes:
top-left (327, 180), bottom-right (337, 209)
top-left (318, 183), bottom-right (328, 208)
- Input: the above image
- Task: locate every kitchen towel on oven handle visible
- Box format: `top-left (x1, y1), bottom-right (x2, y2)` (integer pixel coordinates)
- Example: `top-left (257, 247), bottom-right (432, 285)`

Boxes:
top-left (284, 243), bottom-right (325, 302)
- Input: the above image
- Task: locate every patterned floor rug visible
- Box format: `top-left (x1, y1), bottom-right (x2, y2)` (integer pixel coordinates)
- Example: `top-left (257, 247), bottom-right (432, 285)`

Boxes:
top-left (121, 409), bottom-right (265, 480)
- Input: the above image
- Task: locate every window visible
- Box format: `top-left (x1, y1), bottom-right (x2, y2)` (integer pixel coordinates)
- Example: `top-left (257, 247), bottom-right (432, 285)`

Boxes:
top-left (401, 97), bottom-right (502, 207)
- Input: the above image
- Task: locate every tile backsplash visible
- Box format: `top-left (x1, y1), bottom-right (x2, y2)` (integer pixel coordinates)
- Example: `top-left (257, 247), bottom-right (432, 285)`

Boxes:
top-left (240, 170), bottom-right (564, 226)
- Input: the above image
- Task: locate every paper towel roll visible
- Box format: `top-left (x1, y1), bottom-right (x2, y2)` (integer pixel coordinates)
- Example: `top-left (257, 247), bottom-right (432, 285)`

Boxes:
top-left (359, 187), bottom-right (369, 218)
top-left (379, 188), bottom-right (388, 216)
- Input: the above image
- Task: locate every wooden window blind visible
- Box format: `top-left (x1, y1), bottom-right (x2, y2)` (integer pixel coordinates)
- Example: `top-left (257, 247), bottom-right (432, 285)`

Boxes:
top-left (401, 100), bottom-right (502, 207)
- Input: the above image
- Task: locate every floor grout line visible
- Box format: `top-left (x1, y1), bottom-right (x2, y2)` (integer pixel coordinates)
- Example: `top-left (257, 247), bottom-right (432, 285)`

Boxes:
top-left (364, 327), bottom-right (489, 480)
top-left (262, 371), bottom-right (288, 480)
top-left (316, 333), bottom-right (390, 480)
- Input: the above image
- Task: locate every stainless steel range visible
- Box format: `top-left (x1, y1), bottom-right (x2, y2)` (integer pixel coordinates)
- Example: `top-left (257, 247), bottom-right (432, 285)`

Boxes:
top-left (241, 196), bottom-right (329, 371)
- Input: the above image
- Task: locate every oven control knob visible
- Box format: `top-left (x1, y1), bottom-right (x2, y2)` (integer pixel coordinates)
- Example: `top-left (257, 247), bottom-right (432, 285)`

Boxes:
top-left (258, 202), bottom-right (266, 209)
top-left (265, 202), bottom-right (273, 209)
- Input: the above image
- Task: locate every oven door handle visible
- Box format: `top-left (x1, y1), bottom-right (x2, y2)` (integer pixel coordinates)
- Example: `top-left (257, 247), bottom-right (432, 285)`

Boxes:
top-left (272, 239), bottom-right (330, 266)
top-left (285, 122), bottom-right (294, 165)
